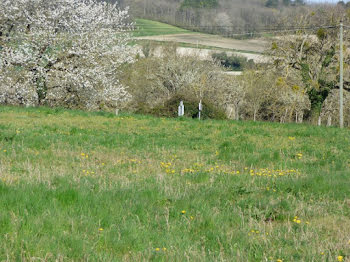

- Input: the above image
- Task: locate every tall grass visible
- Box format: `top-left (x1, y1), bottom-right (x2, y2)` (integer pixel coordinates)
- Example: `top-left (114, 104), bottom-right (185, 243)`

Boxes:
top-left (0, 106), bottom-right (349, 261)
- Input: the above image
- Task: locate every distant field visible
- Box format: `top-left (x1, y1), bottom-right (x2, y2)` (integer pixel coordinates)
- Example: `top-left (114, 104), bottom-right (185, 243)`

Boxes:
top-left (133, 19), bottom-right (192, 37)
top-left (133, 19), bottom-right (267, 54)
top-left (0, 106), bottom-right (349, 261)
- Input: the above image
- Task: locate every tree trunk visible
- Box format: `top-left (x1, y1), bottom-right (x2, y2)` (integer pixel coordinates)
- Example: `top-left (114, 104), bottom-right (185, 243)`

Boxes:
top-left (235, 105), bottom-right (239, 121)
top-left (253, 109), bottom-right (257, 122)
top-left (299, 112), bottom-right (303, 123)
top-left (327, 115), bottom-right (332, 126)
top-left (317, 116), bottom-right (322, 126)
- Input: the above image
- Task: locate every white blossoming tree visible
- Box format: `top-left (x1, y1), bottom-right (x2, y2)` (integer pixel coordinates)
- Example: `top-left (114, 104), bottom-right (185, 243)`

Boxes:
top-left (0, 0), bottom-right (134, 110)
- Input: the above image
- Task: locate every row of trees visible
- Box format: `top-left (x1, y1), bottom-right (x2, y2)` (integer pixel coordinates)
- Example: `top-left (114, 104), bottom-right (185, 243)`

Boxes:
top-left (119, 0), bottom-right (311, 36)
top-left (1, 0), bottom-right (349, 126)
top-left (121, 46), bottom-right (311, 123)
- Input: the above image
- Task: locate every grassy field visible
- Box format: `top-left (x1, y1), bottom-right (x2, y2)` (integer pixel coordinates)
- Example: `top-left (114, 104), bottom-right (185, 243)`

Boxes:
top-left (133, 19), bottom-right (192, 37)
top-left (0, 106), bottom-right (350, 261)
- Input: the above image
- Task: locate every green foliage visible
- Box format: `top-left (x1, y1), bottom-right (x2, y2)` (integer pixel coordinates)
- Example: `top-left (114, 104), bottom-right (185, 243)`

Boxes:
top-left (212, 52), bottom-right (255, 71)
top-left (265, 0), bottom-right (279, 8)
top-left (316, 28), bottom-right (326, 40)
top-left (282, 0), bottom-right (291, 6)
top-left (181, 0), bottom-right (218, 9)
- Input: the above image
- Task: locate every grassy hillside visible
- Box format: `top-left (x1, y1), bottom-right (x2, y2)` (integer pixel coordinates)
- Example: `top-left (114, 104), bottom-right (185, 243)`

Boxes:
top-left (0, 106), bottom-right (349, 261)
top-left (133, 19), bottom-right (192, 37)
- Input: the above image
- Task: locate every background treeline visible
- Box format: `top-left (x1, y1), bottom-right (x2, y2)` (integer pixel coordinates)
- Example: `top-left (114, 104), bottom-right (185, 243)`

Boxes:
top-left (113, 0), bottom-right (311, 36)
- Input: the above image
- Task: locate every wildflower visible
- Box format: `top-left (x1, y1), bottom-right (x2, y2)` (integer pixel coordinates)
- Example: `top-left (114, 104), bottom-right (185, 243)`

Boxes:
top-left (337, 256), bottom-right (343, 262)
top-left (321, 252), bottom-right (325, 255)
top-left (155, 248), bottom-right (160, 251)
top-left (288, 136), bottom-right (295, 140)
top-left (190, 216), bottom-right (194, 220)
top-left (162, 247), bottom-right (167, 251)
top-left (181, 210), bottom-right (186, 214)
top-left (81, 153), bottom-right (85, 156)
top-left (277, 259), bottom-right (283, 262)
top-left (296, 220), bottom-right (301, 224)
top-left (3, 150), bottom-right (6, 152)
top-left (98, 228), bottom-right (104, 231)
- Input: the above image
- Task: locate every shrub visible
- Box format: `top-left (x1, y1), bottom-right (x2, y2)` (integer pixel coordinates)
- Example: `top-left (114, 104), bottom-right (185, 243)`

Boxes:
top-left (212, 52), bottom-right (255, 71)
top-left (150, 94), bottom-right (227, 120)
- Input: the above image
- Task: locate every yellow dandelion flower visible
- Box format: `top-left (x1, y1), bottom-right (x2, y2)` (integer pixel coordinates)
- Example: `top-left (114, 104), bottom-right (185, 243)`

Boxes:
top-left (81, 153), bottom-right (85, 156)
top-left (162, 247), bottom-right (167, 251)
top-left (98, 228), bottom-right (104, 231)
top-left (181, 210), bottom-right (186, 214)
top-left (337, 256), bottom-right (343, 262)
top-left (321, 252), bottom-right (325, 255)
top-left (155, 248), bottom-right (160, 251)
top-left (277, 259), bottom-right (283, 262)
top-left (296, 220), bottom-right (301, 224)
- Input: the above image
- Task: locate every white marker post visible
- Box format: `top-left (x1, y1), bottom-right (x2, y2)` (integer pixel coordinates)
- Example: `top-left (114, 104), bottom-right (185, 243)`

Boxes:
top-left (198, 100), bottom-right (202, 120)
top-left (178, 101), bottom-right (184, 117)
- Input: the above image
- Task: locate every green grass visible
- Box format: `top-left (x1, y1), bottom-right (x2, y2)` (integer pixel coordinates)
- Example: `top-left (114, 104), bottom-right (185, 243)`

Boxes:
top-left (0, 106), bottom-right (350, 261)
top-left (133, 19), bottom-right (192, 37)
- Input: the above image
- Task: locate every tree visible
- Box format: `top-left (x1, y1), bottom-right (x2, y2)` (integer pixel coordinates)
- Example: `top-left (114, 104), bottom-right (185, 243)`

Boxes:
top-left (265, 0), bottom-right (279, 8)
top-left (181, 0), bottom-right (218, 9)
top-left (282, 0), bottom-right (291, 6)
top-left (268, 20), bottom-right (339, 121)
top-left (121, 45), bottom-right (224, 111)
top-left (0, 0), bottom-right (134, 110)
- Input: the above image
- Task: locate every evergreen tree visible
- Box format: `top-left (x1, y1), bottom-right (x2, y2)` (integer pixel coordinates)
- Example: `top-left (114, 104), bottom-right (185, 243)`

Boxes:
top-left (181, 0), bottom-right (218, 8)
top-left (265, 0), bottom-right (279, 8)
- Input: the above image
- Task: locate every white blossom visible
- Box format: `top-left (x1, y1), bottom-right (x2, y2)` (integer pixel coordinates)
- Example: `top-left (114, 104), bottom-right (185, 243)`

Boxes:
top-left (0, 0), bottom-right (134, 109)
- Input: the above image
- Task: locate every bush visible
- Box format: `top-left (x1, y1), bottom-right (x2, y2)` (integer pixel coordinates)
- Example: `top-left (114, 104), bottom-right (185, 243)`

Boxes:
top-left (212, 52), bottom-right (255, 71)
top-left (150, 94), bottom-right (227, 120)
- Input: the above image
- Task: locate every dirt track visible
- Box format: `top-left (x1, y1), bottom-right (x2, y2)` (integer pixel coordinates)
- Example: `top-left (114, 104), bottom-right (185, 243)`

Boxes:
top-left (136, 33), bottom-right (268, 53)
